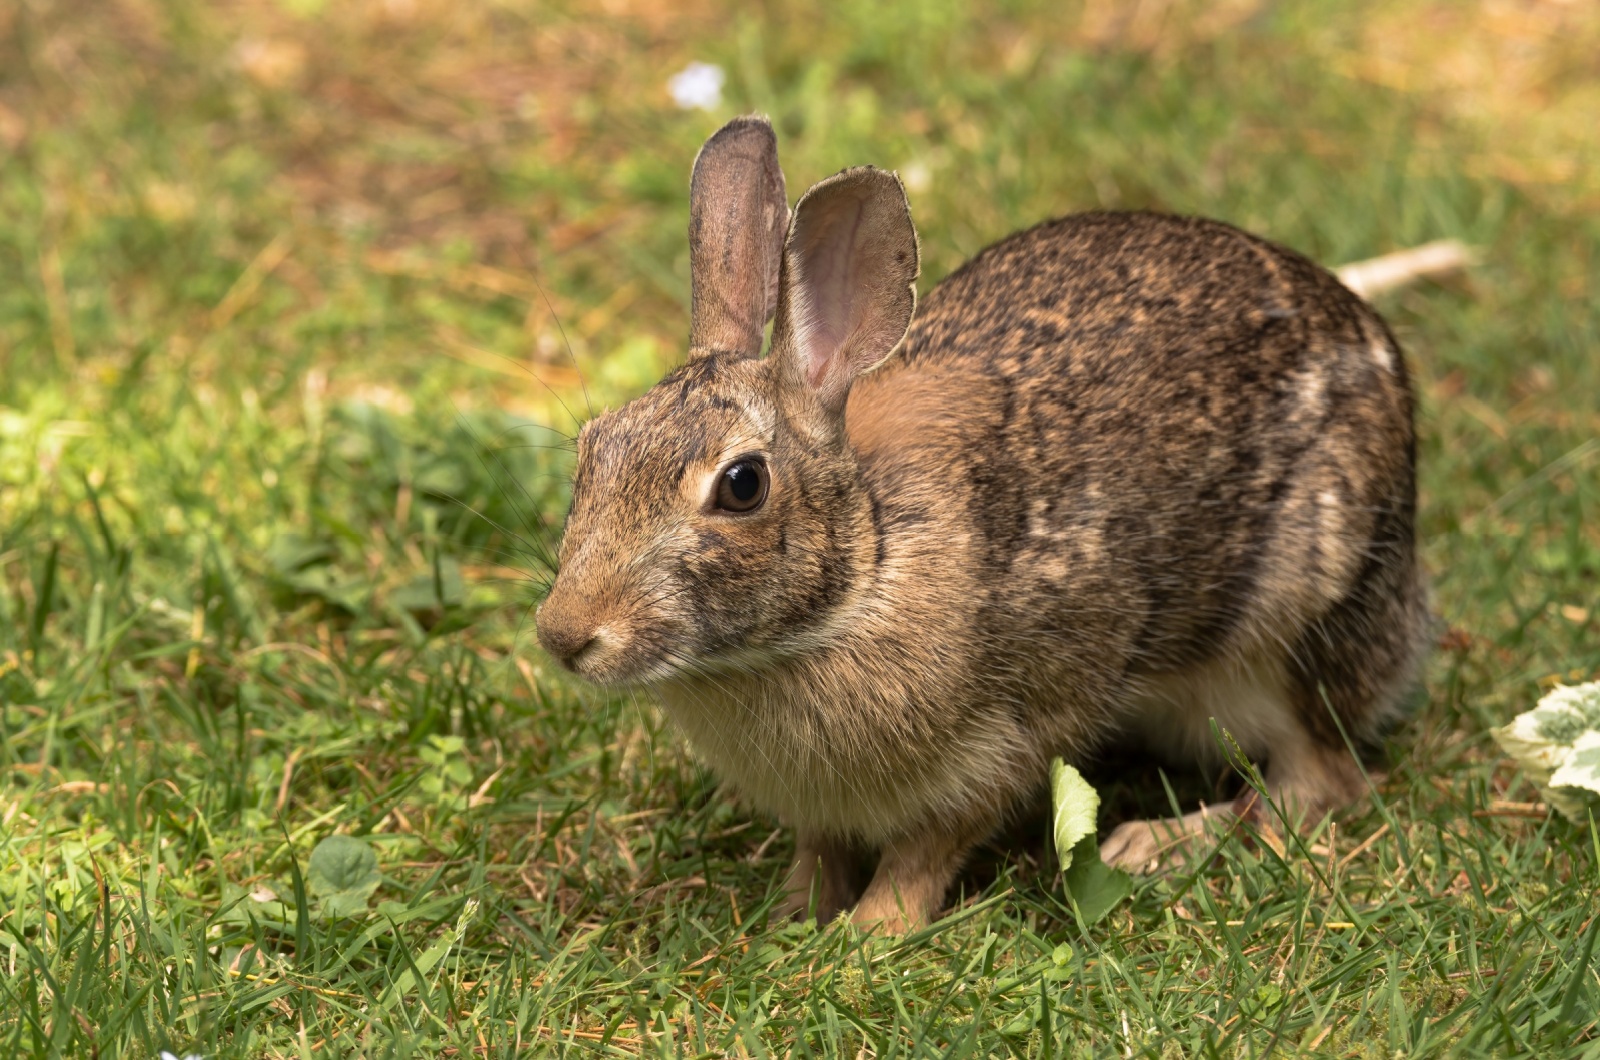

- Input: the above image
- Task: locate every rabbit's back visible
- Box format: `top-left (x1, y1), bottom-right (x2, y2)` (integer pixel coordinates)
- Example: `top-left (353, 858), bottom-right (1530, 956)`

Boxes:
top-left (847, 211), bottom-right (1423, 744)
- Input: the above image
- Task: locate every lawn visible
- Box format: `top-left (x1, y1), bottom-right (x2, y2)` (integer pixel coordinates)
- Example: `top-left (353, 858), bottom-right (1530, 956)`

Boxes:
top-left (3, 0), bottom-right (1599, 1055)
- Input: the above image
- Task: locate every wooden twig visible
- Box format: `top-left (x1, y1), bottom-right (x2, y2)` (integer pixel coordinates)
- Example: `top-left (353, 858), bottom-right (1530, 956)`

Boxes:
top-left (1334, 239), bottom-right (1475, 300)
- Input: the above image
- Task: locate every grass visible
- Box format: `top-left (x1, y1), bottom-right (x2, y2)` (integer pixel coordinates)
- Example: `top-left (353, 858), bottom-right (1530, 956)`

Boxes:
top-left (2, 0), bottom-right (1599, 1054)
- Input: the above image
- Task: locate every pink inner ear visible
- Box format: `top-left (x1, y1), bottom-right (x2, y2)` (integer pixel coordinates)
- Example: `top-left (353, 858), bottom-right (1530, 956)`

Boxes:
top-left (778, 168), bottom-right (917, 410)
top-left (795, 200), bottom-right (867, 391)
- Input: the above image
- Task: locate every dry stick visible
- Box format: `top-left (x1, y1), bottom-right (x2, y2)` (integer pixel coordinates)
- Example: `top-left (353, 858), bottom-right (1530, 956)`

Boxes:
top-left (1336, 821), bottom-right (1391, 871)
top-left (39, 245), bottom-right (74, 364)
top-left (212, 231), bottom-right (294, 329)
top-left (275, 749), bottom-right (301, 816)
top-left (1334, 239), bottom-right (1476, 300)
top-left (1472, 801), bottom-right (1550, 819)
top-left (1305, 1024), bottom-right (1335, 1051)
top-left (747, 827), bottom-right (784, 863)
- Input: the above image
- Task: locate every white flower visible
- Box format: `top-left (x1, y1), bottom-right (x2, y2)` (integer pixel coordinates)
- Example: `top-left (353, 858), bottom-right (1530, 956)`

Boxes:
top-left (161, 1052), bottom-right (204, 1060)
top-left (668, 62), bottom-right (725, 111)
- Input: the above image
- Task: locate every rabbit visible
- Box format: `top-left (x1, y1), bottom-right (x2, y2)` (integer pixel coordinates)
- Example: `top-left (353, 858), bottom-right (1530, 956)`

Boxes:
top-left (535, 115), bottom-right (1429, 933)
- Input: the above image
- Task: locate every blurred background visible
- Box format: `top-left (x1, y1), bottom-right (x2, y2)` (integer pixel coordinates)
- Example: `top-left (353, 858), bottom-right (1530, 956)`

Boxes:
top-left (3, 1), bottom-right (1600, 1054)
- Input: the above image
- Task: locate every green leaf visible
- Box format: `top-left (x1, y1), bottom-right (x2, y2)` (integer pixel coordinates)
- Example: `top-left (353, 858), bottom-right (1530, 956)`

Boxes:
top-left (265, 532), bottom-right (335, 575)
top-left (1050, 758), bottom-right (1100, 872)
top-left (1569, 745), bottom-right (1600, 770)
top-left (1048, 757), bottom-right (1131, 926)
top-left (379, 898), bottom-right (478, 1005)
top-left (1549, 733), bottom-right (1600, 805)
top-left (321, 889), bottom-right (375, 918)
top-left (284, 565), bottom-right (371, 613)
top-left (1063, 835), bottom-right (1133, 927)
top-left (1494, 681), bottom-right (1600, 822)
top-left (307, 834), bottom-right (381, 918)
top-left (390, 556), bottom-right (464, 614)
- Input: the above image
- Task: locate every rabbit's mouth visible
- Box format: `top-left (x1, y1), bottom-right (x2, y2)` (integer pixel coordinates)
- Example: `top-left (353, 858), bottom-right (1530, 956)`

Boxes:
top-left (546, 624), bottom-right (648, 685)
top-left (564, 631), bottom-right (789, 691)
top-left (538, 610), bottom-right (708, 689)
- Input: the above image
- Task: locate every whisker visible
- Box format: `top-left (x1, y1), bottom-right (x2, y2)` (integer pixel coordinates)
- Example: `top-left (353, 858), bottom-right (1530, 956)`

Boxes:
top-left (529, 271), bottom-right (594, 426)
top-left (452, 411), bottom-right (565, 571)
top-left (425, 485), bottom-right (554, 573)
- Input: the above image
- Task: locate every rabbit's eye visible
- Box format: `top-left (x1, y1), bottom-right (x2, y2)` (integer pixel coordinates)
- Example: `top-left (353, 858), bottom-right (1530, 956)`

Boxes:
top-left (715, 459), bottom-right (768, 513)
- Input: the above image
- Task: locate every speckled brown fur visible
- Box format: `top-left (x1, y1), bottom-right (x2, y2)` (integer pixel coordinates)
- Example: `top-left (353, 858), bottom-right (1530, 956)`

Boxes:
top-left (536, 117), bottom-right (1429, 932)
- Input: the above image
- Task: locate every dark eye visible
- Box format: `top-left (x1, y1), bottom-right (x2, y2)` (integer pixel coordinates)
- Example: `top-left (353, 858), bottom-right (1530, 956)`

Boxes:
top-left (715, 459), bottom-right (769, 513)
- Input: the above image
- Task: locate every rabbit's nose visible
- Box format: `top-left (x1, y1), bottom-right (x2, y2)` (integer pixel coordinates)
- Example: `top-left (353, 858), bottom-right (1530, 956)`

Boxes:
top-left (535, 596), bottom-right (599, 671)
top-left (536, 616), bottom-right (597, 671)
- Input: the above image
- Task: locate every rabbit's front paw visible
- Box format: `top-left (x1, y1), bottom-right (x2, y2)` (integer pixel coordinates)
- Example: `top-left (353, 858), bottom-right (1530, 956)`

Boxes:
top-left (849, 891), bottom-right (916, 936)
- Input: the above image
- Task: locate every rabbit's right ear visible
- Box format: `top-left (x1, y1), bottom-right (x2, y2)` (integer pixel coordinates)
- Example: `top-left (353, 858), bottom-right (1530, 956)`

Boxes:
top-left (771, 167), bottom-right (919, 424)
top-left (688, 116), bottom-right (789, 359)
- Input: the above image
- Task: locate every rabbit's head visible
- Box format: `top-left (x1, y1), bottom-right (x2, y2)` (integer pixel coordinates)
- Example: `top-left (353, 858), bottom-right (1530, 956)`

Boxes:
top-left (535, 117), bottom-right (919, 685)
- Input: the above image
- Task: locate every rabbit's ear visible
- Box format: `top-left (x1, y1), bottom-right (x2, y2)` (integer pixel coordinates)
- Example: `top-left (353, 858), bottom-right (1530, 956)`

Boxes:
top-left (772, 167), bottom-right (919, 417)
top-left (688, 116), bottom-right (789, 359)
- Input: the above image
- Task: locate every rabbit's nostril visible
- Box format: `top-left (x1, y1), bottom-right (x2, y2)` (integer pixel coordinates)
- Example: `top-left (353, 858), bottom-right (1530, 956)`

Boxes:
top-left (559, 635), bottom-right (597, 669)
top-left (542, 632), bottom-right (593, 670)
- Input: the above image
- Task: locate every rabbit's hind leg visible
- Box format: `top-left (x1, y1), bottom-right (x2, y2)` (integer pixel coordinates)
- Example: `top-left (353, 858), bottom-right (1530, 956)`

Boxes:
top-left (1102, 650), bottom-right (1356, 873)
top-left (1101, 803), bottom-right (1234, 873)
top-left (1100, 728), bottom-right (1369, 873)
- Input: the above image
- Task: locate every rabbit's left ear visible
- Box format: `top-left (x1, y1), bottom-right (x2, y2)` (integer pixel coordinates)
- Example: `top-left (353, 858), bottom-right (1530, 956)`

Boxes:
top-left (687, 116), bottom-right (790, 359)
top-left (771, 167), bottom-right (919, 419)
